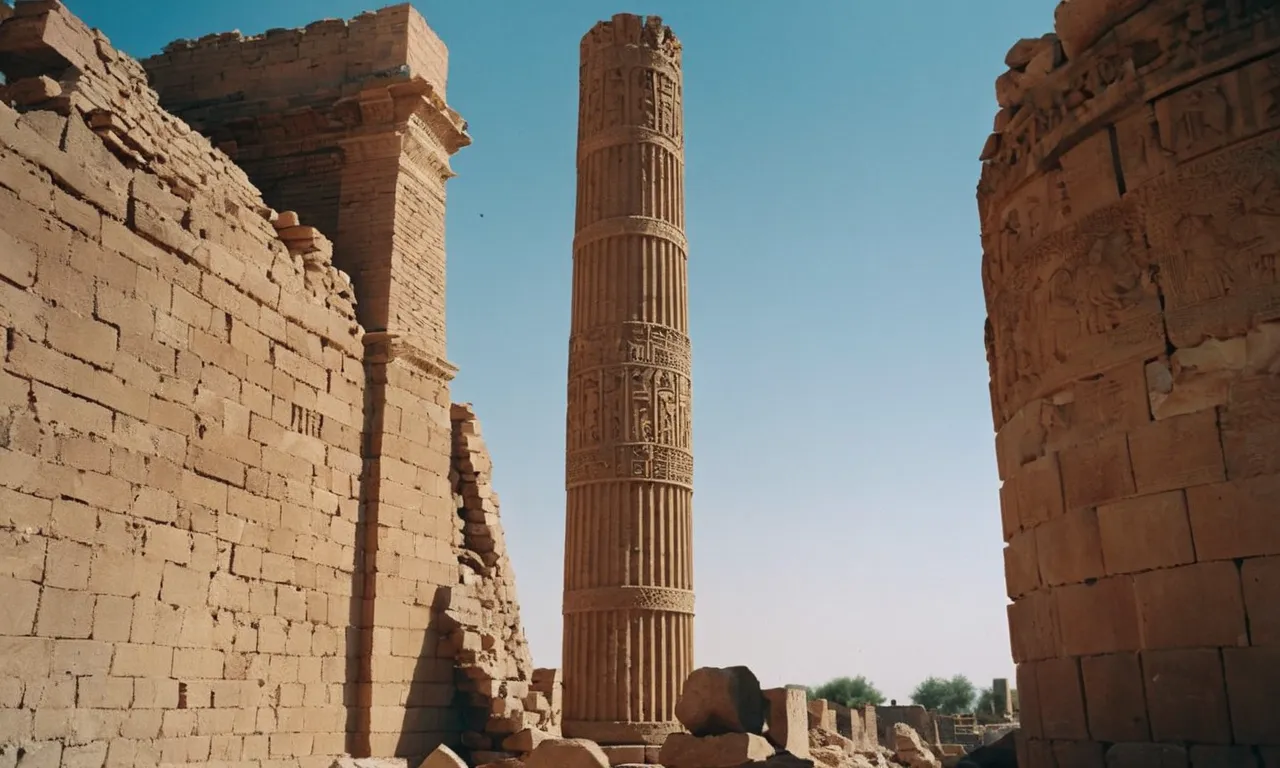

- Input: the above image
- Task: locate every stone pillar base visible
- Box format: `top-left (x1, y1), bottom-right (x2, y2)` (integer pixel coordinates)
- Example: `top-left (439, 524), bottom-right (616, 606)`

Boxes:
top-left (563, 720), bottom-right (683, 746)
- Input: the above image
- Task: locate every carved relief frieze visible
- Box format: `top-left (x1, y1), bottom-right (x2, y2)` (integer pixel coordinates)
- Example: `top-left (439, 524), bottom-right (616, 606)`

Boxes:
top-left (988, 200), bottom-right (1163, 418)
top-left (1140, 131), bottom-right (1280, 346)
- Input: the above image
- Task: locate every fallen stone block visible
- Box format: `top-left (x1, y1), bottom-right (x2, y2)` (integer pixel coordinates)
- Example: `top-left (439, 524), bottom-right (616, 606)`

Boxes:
top-left (809, 728), bottom-right (854, 756)
top-left (525, 738), bottom-right (609, 768)
top-left (763, 686), bottom-right (809, 758)
top-left (892, 723), bottom-right (941, 768)
top-left (502, 727), bottom-right (552, 753)
top-left (675, 665), bottom-right (766, 736)
top-left (472, 751), bottom-right (522, 766)
top-left (330, 759), bottom-right (409, 768)
top-left (659, 732), bottom-right (775, 768)
top-left (418, 745), bottom-right (466, 768)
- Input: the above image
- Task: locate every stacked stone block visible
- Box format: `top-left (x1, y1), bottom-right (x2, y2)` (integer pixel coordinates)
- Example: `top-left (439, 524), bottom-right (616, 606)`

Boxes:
top-left (141, 8), bottom-right (468, 360)
top-left (979, 1), bottom-right (1280, 765)
top-left (444, 404), bottom-right (561, 763)
top-left (0, 3), bottom-right (366, 765)
top-left (141, 3), bottom-right (473, 761)
top-left (0, 1), bottom-right (547, 766)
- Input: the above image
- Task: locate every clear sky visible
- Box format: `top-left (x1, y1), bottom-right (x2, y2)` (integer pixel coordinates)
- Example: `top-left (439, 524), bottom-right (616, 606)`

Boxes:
top-left (74, 0), bottom-right (1061, 703)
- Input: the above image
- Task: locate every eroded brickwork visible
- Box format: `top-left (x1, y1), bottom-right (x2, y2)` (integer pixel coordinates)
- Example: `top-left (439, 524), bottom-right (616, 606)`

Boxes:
top-left (0, 3), bottom-right (365, 765)
top-left (142, 6), bottom-right (468, 360)
top-left (444, 403), bottom-right (561, 762)
top-left (0, 2), bottom-right (536, 766)
top-left (980, 1), bottom-right (1280, 765)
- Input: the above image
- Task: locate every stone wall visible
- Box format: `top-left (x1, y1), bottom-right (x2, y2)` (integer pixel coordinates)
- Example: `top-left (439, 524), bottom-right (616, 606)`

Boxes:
top-left (0, 3), bottom-right (364, 764)
top-left (445, 403), bottom-right (560, 759)
top-left (0, 1), bottom-right (538, 766)
top-left (141, 4), bottom-right (468, 362)
top-left (980, 1), bottom-right (1280, 766)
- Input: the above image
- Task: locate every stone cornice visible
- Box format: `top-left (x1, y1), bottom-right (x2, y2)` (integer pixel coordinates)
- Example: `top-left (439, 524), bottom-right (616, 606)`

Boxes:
top-left (363, 331), bottom-right (457, 381)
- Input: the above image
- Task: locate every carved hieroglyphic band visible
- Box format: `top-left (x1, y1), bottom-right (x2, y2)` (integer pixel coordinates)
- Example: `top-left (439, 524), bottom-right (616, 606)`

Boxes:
top-left (568, 321), bottom-right (692, 377)
top-left (583, 48), bottom-right (681, 85)
top-left (566, 444), bottom-right (694, 489)
top-left (578, 125), bottom-right (682, 161)
top-left (573, 215), bottom-right (688, 254)
top-left (564, 585), bottom-right (695, 615)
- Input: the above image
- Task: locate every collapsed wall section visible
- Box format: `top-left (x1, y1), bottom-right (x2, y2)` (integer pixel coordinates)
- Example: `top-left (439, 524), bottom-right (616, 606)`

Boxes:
top-left (0, 2), bottom-right (366, 765)
top-left (979, 1), bottom-right (1280, 765)
top-left (444, 404), bottom-right (561, 761)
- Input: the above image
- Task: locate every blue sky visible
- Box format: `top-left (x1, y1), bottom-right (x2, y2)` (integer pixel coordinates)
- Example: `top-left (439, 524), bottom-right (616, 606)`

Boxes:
top-left (75, 0), bottom-right (1061, 702)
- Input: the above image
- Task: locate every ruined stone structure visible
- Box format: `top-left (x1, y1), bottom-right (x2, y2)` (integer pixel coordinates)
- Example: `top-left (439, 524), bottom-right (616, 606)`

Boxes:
top-left (561, 13), bottom-right (694, 754)
top-left (0, 1), bottom-right (551, 765)
top-left (981, 1), bottom-right (1280, 765)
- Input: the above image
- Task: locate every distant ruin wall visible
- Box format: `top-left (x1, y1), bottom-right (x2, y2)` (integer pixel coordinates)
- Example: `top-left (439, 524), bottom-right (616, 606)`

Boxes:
top-left (979, 1), bottom-right (1280, 766)
top-left (0, 2), bottom-right (537, 766)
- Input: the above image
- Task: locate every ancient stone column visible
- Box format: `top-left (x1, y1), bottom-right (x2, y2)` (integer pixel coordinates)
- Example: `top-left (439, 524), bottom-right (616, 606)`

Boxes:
top-left (562, 13), bottom-right (694, 750)
top-left (980, 2), bottom-right (1280, 766)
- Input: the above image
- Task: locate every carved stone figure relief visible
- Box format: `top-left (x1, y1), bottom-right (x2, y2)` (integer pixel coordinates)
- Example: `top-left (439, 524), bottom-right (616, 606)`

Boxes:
top-left (1140, 132), bottom-right (1280, 345)
top-left (989, 202), bottom-right (1161, 415)
top-left (1156, 71), bottom-right (1242, 161)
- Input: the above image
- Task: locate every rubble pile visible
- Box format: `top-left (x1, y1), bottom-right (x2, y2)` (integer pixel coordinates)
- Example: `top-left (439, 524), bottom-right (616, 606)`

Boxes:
top-left (659, 666), bottom-right (807, 768)
top-left (443, 405), bottom-right (562, 762)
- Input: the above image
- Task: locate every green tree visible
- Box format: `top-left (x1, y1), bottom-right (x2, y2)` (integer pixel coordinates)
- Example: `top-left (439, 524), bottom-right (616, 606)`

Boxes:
top-left (975, 686), bottom-right (1007, 713)
top-left (910, 675), bottom-right (977, 714)
top-left (809, 676), bottom-right (886, 708)
top-left (973, 686), bottom-right (1010, 724)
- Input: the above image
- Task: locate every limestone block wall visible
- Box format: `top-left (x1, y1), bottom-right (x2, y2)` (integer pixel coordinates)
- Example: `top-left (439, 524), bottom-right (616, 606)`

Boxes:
top-left (444, 403), bottom-right (559, 757)
top-left (0, 3), bottom-right (366, 766)
top-left (144, 6), bottom-right (472, 761)
top-left (141, 9), bottom-right (468, 361)
top-left (0, 1), bottom-right (540, 766)
top-left (980, 1), bottom-right (1280, 765)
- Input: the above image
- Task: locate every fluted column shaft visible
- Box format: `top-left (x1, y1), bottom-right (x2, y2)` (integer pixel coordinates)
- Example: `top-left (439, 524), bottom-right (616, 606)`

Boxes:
top-left (562, 13), bottom-right (693, 747)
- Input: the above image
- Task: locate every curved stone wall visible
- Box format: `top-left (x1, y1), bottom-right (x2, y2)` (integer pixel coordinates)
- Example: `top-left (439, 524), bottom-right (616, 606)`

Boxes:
top-left (980, 1), bottom-right (1280, 765)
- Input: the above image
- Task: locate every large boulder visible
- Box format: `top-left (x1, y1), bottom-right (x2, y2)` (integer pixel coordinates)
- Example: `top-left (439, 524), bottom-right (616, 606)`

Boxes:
top-left (418, 746), bottom-right (466, 768)
top-left (524, 738), bottom-right (608, 768)
top-left (892, 724), bottom-right (941, 768)
top-left (659, 733), bottom-right (776, 768)
top-left (675, 666), bottom-right (767, 736)
top-left (763, 686), bottom-right (810, 758)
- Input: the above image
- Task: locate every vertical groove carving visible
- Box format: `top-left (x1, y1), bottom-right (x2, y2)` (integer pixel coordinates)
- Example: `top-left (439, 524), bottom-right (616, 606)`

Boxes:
top-left (562, 13), bottom-right (693, 747)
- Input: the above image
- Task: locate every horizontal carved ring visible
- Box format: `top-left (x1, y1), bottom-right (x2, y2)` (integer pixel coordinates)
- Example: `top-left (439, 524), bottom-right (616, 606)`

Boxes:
top-left (566, 444), bottom-right (694, 489)
top-left (578, 125), bottom-right (682, 160)
top-left (573, 216), bottom-right (688, 254)
top-left (563, 585), bottom-right (695, 615)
